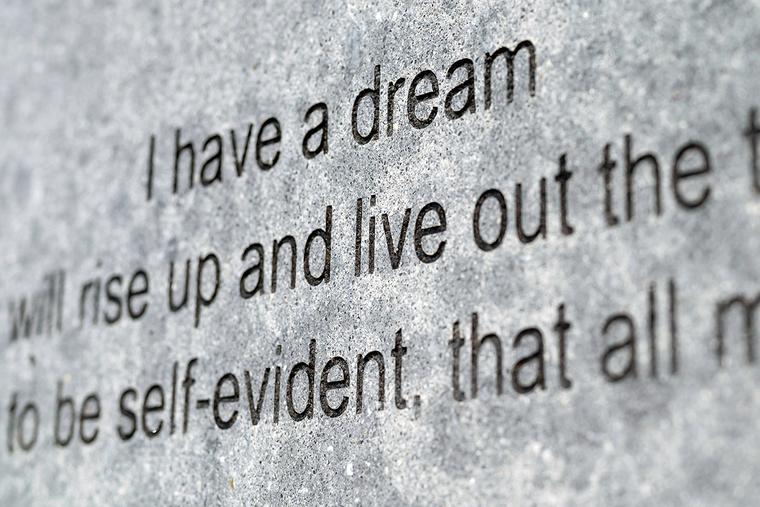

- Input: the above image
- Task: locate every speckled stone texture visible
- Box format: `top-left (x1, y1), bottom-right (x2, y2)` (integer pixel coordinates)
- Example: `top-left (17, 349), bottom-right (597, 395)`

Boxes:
top-left (2, 0), bottom-right (760, 505)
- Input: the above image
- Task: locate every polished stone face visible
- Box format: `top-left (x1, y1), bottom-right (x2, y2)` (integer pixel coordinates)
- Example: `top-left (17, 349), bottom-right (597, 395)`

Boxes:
top-left (2, 1), bottom-right (760, 505)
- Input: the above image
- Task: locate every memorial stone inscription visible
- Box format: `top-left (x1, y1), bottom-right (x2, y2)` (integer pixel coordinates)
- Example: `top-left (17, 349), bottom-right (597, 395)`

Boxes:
top-left (1, 1), bottom-right (760, 505)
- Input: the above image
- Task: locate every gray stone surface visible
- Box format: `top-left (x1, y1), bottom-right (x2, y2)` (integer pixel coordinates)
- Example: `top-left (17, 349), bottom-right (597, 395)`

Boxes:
top-left (2, 0), bottom-right (760, 505)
